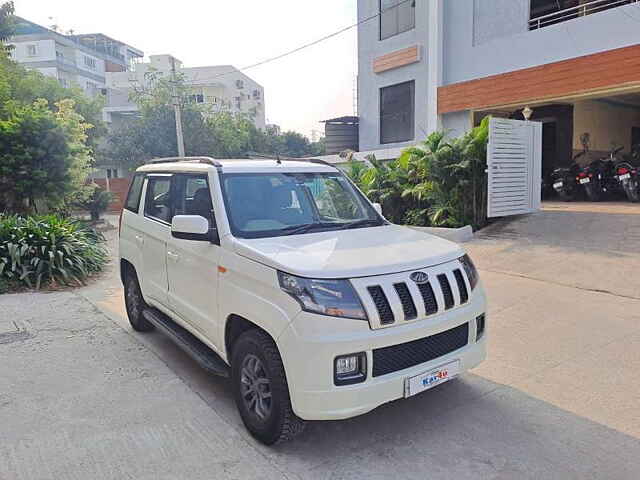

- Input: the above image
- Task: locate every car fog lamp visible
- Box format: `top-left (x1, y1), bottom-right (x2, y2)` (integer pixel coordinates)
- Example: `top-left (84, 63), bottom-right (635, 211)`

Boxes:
top-left (334, 352), bottom-right (366, 386)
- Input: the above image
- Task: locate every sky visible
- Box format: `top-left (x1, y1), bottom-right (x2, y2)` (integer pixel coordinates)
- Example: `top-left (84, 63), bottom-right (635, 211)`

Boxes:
top-left (14, 0), bottom-right (358, 139)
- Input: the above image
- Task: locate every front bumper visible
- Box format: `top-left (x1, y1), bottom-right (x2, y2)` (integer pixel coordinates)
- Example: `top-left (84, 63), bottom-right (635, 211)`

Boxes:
top-left (277, 288), bottom-right (487, 421)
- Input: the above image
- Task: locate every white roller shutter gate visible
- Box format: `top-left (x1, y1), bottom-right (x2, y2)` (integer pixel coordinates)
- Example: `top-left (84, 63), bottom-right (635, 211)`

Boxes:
top-left (487, 117), bottom-right (542, 218)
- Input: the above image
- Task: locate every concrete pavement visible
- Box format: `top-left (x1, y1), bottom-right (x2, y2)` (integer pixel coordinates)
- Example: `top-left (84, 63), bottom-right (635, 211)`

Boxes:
top-left (2, 205), bottom-right (640, 479)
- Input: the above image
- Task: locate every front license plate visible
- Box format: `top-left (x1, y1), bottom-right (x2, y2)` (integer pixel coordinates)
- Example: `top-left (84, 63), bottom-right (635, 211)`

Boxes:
top-left (619, 173), bottom-right (631, 181)
top-left (404, 360), bottom-right (460, 398)
top-left (553, 181), bottom-right (563, 189)
top-left (579, 178), bottom-right (590, 184)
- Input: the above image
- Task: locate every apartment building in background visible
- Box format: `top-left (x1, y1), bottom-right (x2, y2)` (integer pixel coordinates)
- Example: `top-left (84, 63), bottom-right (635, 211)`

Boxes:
top-left (355, 0), bottom-right (640, 176)
top-left (9, 16), bottom-right (143, 97)
top-left (104, 54), bottom-right (266, 130)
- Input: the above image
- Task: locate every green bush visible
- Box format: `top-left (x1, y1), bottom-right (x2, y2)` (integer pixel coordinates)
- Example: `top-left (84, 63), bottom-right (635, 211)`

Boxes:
top-left (74, 183), bottom-right (115, 221)
top-left (0, 214), bottom-right (108, 290)
top-left (346, 117), bottom-right (489, 229)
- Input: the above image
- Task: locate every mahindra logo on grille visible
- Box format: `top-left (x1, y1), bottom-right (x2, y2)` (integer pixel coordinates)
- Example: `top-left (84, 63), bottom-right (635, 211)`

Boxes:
top-left (410, 271), bottom-right (429, 284)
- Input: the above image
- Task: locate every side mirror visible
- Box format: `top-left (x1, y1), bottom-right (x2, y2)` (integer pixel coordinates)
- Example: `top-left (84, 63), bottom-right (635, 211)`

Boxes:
top-left (372, 202), bottom-right (382, 215)
top-left (171, 215), bottom-right (212, 241)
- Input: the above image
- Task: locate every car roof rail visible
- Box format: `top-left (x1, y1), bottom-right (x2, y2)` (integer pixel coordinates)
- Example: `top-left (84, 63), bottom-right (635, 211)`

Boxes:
top-left (305, 158), bottom-right (337, 168)
top-left (245, 152), bottom-right (338, 169)
top-left (147, 156), bottom-right (221, 167)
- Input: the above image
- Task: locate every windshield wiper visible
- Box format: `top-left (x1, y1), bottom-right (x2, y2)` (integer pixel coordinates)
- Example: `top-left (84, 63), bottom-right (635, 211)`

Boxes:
top-left (276, 222), bottom-right (339, 236)
top-left (335, 219), bottom-right (384, 230)
top-left (275, 219), bottom-right (383, 236)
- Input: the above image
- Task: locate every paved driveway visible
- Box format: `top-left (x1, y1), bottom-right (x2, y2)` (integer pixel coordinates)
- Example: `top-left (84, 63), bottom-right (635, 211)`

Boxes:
top-left (2, 206), bottom-right (640, 479)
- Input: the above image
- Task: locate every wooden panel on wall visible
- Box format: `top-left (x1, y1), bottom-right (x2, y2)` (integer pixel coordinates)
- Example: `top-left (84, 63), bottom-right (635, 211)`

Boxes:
top-left (438, 44), bottom-right (640, 113)
top-left (373, 45), bottom-right (420, 74)
top-left (105, 60), bottom-right (126, 73)
top-left (93, 178), bottom-right (131, 212)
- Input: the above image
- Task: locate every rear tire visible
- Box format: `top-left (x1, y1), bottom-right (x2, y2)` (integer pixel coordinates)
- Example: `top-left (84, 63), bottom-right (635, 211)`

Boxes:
top-left (584, 184), bottom-right (602, 202)
top-left (557, 189), bottom-right (574, 202)
top-left (627, 183), bottom-right (640, 203)
top-left (231, 329), bottom-right (305, 445)
top-left (124, 269), bottom-right (154, 332)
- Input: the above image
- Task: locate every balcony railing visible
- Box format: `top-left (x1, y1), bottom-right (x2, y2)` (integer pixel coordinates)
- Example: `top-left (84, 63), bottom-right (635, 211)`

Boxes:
top-left (529, 0), bottom-right (639, 30)
top-left (56, 56), bottom-right (77, 69)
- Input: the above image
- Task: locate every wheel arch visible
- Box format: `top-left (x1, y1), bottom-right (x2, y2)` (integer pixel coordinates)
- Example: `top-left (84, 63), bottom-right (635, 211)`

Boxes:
top-left (120, 258), bottom-right (136, 285)
top-left (225, 314), bottom-right (276, 361)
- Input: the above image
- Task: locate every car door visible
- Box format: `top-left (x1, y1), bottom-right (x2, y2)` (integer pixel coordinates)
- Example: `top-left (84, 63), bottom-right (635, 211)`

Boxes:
top-left (141, 174), bottom-right (173, 307)
top-left (166, 173), bottom-right (221, 349)
top-left (119, 173), bottom-right (146, 278)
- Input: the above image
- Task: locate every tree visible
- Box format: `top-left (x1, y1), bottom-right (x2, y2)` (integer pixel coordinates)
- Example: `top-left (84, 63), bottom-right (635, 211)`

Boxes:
top-left (0, 57), bottom-right (105, 151)
top-left (103, 71), bottom-right (325, 169)
top-left (0, 1), bottom-right (14, 57)
top-left (0, 99), bottom-right (92, 213)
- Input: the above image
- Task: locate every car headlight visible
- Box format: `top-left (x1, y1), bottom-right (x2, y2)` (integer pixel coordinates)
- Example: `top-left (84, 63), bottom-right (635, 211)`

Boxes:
top-left (459, 254), bottom-right (479, 290)
top-left (278, 271), bottom-right (367, 320)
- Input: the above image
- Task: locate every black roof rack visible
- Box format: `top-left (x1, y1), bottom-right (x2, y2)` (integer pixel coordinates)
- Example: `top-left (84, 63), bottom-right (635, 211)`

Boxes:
top-left (305, 158), bottom-right (336, 168)
top-left (244, 152), bottom-right (338, 169)
top-left (148, 156), bottom-right (221, 167)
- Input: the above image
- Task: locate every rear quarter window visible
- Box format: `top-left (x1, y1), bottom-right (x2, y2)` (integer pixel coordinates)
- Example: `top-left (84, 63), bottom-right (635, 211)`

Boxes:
top-left (124, 174), bottom-right (145, 213)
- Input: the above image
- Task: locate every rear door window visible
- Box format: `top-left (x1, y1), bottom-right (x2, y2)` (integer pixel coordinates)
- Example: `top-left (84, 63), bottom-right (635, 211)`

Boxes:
top-left (124, 174), bottom-right (145, 213)
top-left (144, 176), bottom-right (172, 224)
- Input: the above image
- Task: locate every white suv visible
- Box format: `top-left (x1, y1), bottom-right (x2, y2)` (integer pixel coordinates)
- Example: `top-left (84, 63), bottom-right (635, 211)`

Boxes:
top-left (119, 157), bottom-right (487, 445)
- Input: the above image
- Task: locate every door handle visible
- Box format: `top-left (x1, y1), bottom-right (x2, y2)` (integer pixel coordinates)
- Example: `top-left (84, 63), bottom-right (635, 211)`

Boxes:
top-left (167, 251), bottom-right (179, 262)
top-left (135, 234), bottom-right (144, 245)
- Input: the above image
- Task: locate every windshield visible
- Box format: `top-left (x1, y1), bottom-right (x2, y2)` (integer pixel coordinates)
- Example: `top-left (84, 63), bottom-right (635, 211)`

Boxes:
top-left (221, 172), bottom-right (386, 238)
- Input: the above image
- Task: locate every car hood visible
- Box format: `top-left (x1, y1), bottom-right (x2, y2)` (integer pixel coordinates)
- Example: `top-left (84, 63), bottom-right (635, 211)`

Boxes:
top-left (232, 224), bottom-right (465, 278)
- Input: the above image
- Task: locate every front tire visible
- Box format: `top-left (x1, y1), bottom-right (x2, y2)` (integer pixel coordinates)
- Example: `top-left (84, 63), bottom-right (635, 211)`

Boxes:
top-left (231, 329), bottom-right (305, 445)
top-left (124, 270), bottom-right (154, 332)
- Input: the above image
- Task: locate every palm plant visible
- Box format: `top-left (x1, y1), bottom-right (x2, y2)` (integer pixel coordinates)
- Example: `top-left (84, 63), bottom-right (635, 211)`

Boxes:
top-left (347, 117), bottom-right (490, 229)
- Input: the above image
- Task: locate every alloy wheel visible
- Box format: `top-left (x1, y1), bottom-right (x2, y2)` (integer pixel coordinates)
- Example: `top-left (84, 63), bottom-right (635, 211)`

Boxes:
top-left (240, 354), bottom-right (272, 421)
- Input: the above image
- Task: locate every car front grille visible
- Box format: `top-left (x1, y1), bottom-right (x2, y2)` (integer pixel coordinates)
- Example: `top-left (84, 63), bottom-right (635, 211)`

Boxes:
top-left (453, 269), bottom-right (469, 304)
top-left (372, 322), bottom-right (469, 377)
top-left (356, 263), bottom-right (471, 329)
top-left (438, 274), bottom-right (455, 310)
top-left (394, 282), bottom-right (417, 320)
top-left (417, 282), bottom-right (438, 315)
top-left (367, 285), bottom-right (394, 325)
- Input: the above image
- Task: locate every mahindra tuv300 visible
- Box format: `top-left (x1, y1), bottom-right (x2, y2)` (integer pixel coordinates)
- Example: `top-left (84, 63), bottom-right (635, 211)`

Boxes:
top-left (119, 157), bottom-right (487, 445)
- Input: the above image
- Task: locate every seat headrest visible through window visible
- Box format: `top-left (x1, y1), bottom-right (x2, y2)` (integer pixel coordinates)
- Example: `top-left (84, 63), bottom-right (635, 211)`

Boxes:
top-left (190, 188), bottom-right (213, 219)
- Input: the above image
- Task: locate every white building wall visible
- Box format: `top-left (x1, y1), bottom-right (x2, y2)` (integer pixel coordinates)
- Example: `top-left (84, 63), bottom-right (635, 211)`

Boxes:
top-left (443, 1), bottom-right (640, 85)
top-left (11, 39), bottom-right (56, 63)
top-left (357, 0), bottom-right (640, 150)
top-left (357, 0), bottom-right (445, 152)
top-left (36, 67), bottom-right (59, 79)
top-left (573, 100), bottom-right (640, 153)
top-left (105, 56), bottom-right (266, 129)
top-left (73, 50), bottom-right (106, 95)
top-left (74, 50), bottom-right (105, 78)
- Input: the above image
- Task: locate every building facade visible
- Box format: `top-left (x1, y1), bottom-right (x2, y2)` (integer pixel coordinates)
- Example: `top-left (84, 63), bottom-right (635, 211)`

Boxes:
top-left (104, 54), bottom-right (266, 130)
top-left (357, 0), bottom-right (640, 171)
top-left (9, 17), bottom-right (143, 97)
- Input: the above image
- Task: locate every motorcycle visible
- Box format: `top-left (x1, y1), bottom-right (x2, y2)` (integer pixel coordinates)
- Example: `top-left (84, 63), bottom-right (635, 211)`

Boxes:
top-left (580, 147), bottom-right (625, 201)
top-left (616, 162), bottom-right (640, 202)
top-left (551, 161), bottom-right (583, 201)
top-left (551, 150), bottom-right (590, 201)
